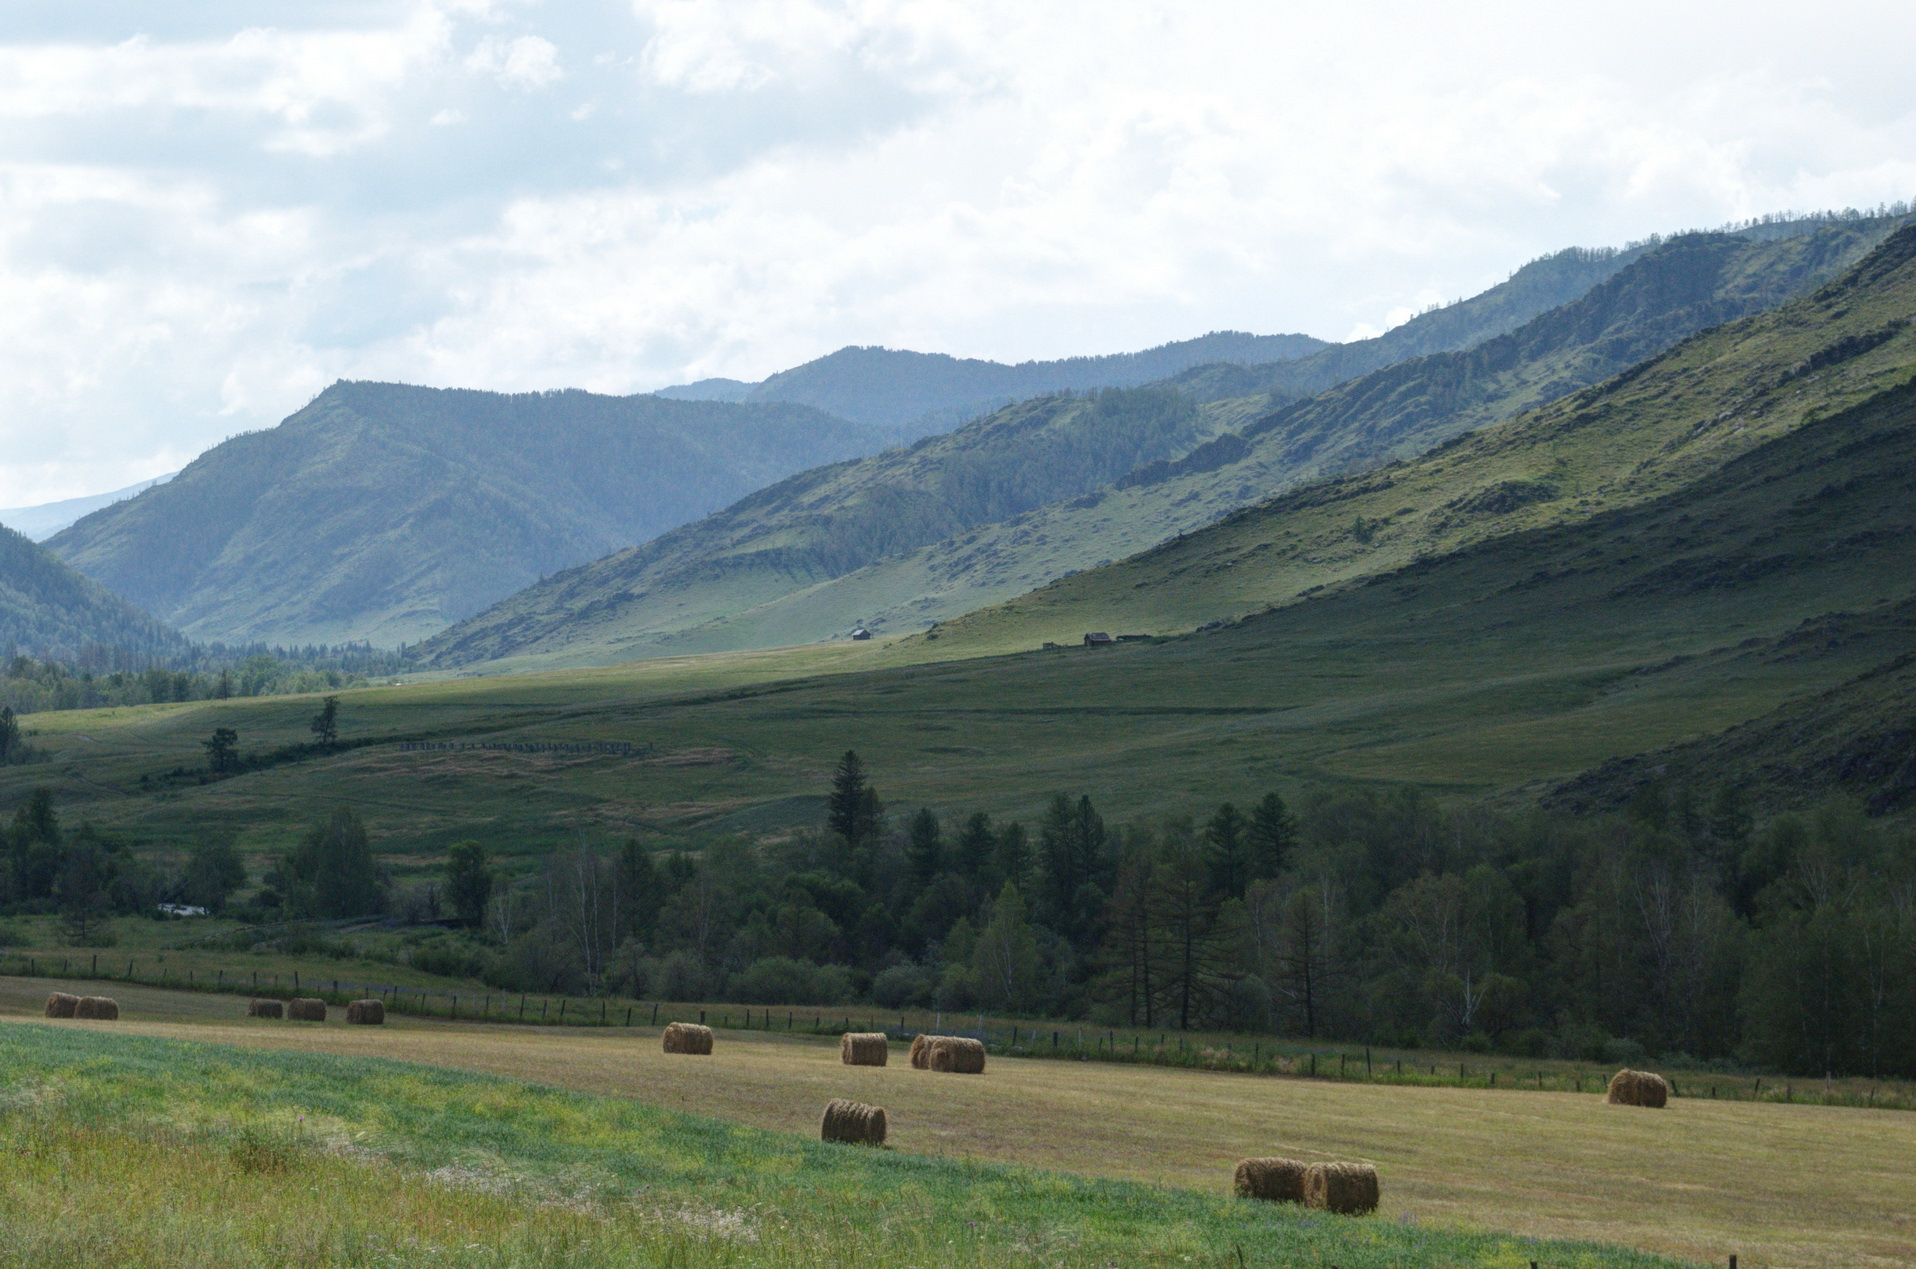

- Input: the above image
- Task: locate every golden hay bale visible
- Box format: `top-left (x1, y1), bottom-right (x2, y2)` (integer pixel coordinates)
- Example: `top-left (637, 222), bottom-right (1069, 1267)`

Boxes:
top-left (44, 992), bottom-right (79, 1018)
top-left (1606, 1068), bottom-right (1670, 1108)
top-left (662, 1021), bottom-right (714, 1054)
top-left (840, 1032), bottom-right (889, 1066)
top-left (247, 999), bottom-right (284, 1019)
top-left (73, 996), bottom-right (119, 1020)
top-left (345, 999), bottom-right (385, 1025)
top-left (909, 1033), bottom-right (931, 1069)
top-left (1234, 1157), bottom-right (1309, 1203)
top-left (820, 1098), bottom-right (888, 1146)
top-left (923, 1035), bottom-right (986, 1074)
top-left (287, 997), bottom-right (328, 1023)
top-left (1304, 1161), bottom-right (1379, 1216)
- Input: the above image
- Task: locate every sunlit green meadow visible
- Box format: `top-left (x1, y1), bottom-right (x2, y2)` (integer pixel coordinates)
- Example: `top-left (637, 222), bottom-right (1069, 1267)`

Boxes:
top-left (0, 1021), bottom-right (1693, 1268)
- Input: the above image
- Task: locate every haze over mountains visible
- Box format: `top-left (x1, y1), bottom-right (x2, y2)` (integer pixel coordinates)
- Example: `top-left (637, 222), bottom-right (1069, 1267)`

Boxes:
top-left (655, 330), bottom-right (1331, 434)
top-left (421, 214), bottom-right (1906, 667)
top-left (45, 386), bottom-right (895, 647)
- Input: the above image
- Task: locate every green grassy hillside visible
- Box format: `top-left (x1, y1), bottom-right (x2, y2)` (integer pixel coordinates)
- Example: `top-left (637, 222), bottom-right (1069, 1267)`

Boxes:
top-left (415, 387), bottom-right (1244, 668)
top-left (9, 370), bottom-right (1916, 854)
top-left (0, 523), bottom-right (184, 662)
top-left (658, 222), bottom-right (1903, 653)
top-left (46, 384), bottom-right (892, 649)
top-left (934, 223), bottom-right (1916, 651)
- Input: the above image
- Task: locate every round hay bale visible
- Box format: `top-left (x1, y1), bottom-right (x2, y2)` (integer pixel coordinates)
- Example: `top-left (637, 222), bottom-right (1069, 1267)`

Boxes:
top-left (345, 999), bottom-right (385, 1025)
top-left (840, 1032), bottom-right (888, 1066)
top-left (44, 992), bottom-right (79, 1018)
top-left (1605, 1068), bottom-right (1670, 1108)
top-left (908, 1033), bottom-right (932, 1069)
top-left (820, 1098), bottom-right (888, 1146)
top-left (247, 999), bottom-right (284, 1019)
top-left (662, 1021), bottom-right (714, 1054)
top-left (287, 997), bottom-right (328, 1023)
top-left (933, 1036), bottom-right (986, 1074)
top-left (73, 996), bottom-right (119, 1020)
top-left (1234, 1157), bottom-right (1309, 1203)
top-left (1304, 1161), bottom-right (1379, 1216)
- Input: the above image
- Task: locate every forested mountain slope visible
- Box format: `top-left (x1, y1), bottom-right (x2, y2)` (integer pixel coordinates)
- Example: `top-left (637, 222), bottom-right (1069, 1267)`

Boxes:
top-left (47, 383), bottom-right (892, 648)
top-left (415, 387), bottom-right (1234, 667)
top-left (0, 524), bottom-right (185, 661)
top-left (510, 218), bottom-right (1906, 658)
top-left (655, 330), bottom-right (1329, 435)
top-left (932, 221), bottom-right (1916, 650)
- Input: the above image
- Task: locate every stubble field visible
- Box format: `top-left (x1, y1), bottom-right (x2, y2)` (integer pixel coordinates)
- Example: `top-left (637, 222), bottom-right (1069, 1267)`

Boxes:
top-left (4, 978), bottom-right (1909, 1268)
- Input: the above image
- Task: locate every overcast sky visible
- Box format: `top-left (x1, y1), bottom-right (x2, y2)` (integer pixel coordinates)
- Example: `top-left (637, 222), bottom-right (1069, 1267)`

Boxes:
top-left (0, 0), bottom-right (1911, 505)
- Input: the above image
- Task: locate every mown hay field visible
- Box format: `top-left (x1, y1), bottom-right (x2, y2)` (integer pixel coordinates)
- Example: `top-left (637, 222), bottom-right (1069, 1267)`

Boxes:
top-left (4, 978), bottom-right (1911, 1268)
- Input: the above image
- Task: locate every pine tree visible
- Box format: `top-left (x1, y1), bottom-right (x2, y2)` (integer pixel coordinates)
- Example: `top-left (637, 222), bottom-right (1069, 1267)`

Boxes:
top-left (203, 727), bottom-right (239, 775)
top-left (1205, 802), bottom-right (1250, 897)
top-left (1248, 791), bottom-right (1297, 880)
top-left (310, 696), bottom-right (339, 748)
top-left (906, 808), bottom-right (944, 887)
top-left (444, 840), bottom-right (492, 927)
top-left (994, 822), bottom-right (1031, 893)
top-left (617, 838), bottom-right (662, 944)
top-left (826, 751), bottom-right (882, 850)
top-left (954, 811), bottom-right (995, 882)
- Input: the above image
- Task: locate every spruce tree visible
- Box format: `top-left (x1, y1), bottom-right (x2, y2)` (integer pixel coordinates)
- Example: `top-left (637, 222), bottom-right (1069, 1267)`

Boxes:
top-left (906, 808), bottom-right (943, 888)
top-left (954, 811), bottom-right (995, 882)
top-left (826, 750), bottom-right (882, 849)
top-left (1248, 791), bottom-right (1297, 880)
top-left (1205, 802), bottom-right (1250, 897)
top-left (444, 840), bottom-right (492, 927)
top-left (203, 727), bottom-right (239, 775)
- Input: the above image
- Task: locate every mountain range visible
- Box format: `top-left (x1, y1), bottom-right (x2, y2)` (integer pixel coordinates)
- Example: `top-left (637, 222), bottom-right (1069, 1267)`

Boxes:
top-left (44, 385), bottom-right (897, 647)
top-left (654, 330), bottom-right (1330, 434)
top-left (419, 215), bottom-right (1907, 667)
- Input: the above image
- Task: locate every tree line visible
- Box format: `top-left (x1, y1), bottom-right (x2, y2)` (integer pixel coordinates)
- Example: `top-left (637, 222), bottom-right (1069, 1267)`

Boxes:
top-left (7, 745), bottom-right (1911, 1079)
top-left (382, 752), bottom-right (1916, 1079)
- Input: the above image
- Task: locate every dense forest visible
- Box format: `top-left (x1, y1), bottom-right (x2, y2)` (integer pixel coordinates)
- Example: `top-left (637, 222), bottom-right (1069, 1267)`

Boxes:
top-left (0, 646), bottom-right (405, 719)
top-left (17, 747), bottom-right (1883, 1080)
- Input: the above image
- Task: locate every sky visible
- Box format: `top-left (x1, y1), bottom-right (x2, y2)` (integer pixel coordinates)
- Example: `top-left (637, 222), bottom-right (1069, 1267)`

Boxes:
top-left (0, 1), bottom-right (1912, 506)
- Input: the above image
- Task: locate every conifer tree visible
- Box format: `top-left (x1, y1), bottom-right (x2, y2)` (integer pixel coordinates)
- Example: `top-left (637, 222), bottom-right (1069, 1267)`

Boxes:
top-left (1205, 802), bottom-right (1250, 897)
top-left (1248, 791), bottom-right (1297, 880)
top-left (905, 808), bottom-right (943, 888)
top-left (826, 750), bottom-right (882, 850)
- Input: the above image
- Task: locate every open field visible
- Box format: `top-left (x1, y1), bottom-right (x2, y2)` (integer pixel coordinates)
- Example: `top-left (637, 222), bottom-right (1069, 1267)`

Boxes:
top-left (6, 979), bottom-right (1911, 1267)
top-left (0, 1014), bottom-right (1690, 1269)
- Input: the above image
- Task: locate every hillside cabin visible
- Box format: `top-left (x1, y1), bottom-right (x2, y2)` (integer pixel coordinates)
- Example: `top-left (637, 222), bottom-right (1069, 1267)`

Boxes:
top-left (850, 627), bottom-right (873, 641)
top-left (1083, 632), bottom-right (1113, 647)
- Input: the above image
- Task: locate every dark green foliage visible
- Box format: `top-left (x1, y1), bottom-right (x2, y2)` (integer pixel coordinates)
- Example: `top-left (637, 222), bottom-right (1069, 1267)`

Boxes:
top-left (177, 838), bottom-right (246, 913)
top-left (953, 811), bottom-right (994, 883)
top-left (55, 827), bottom-right (116, 945)
top-left (905, 808), bottom-right (943, 887)
top-left (47, 382), bottom-right (899, 647)
top-left (1039, 794), bottom-right (1110, 949)
top-left (309, 696), bottom-right (338, 748)
top-left (826, 751), bottom-right (883, 853)
top-left (616, 839), bottom-right (662, 944)
top-left (1204, 802), bottom-right (1250, 898)
top-left (0, 706), bottom-right (17, 764)
top-left (1248, 792), bottom-right (1296, 880)
top-left (276, 807), bottom-right (385, 919)
top-left (444, 841), bottom-right (492, 928)
top-left (202, 728), bottom-right (239, 775)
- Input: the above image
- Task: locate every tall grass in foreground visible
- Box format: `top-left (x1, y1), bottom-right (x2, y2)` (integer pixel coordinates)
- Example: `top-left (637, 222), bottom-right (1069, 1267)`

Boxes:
top-left (0, 1022), bottom-right (1696, 1268)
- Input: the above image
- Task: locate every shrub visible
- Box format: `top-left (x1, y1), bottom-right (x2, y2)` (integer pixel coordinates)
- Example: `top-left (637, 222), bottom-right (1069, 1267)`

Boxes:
top-left (729, 957), bottom-right (853, 1006)
top-left (869, 962), bottom-right (932, 1009)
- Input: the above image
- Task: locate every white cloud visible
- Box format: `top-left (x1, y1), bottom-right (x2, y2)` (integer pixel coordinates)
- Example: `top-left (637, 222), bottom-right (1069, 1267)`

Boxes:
top-left (0, 0), bottom-right (1912, 503)
top-left (466, 33), bottom-right (563, 89)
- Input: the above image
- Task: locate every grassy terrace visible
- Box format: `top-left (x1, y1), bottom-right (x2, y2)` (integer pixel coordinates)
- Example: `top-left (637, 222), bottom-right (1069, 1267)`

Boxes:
top-left (0, 1016), bottom-right (1708, 1269)
top-left (5, 981), bottom-right (1915, 1266)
